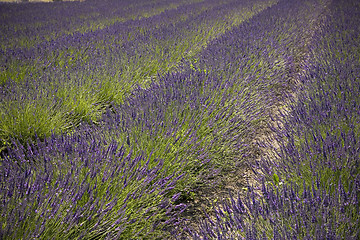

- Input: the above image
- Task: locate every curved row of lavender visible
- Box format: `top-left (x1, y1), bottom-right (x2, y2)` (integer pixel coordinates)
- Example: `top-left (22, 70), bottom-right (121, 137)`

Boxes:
top-left (0, 0), bottom-right (279, 239)
top-left (191, 0), bottom-right (360, 239)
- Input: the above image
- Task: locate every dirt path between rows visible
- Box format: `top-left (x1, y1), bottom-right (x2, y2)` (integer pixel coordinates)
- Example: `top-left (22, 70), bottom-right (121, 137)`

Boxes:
top-left (241, 0), bottom-right (332, 193)
top-left (175, 0), bottom-right (332, 238)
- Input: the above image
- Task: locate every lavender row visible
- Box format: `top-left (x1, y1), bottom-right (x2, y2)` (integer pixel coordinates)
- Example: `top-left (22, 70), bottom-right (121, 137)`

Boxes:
top-left (191, 0), bottom-right (321, 101)
top-left (0, 0), bottom-right (198, 50)
top-left (192, 0), bottom-right (360, 238)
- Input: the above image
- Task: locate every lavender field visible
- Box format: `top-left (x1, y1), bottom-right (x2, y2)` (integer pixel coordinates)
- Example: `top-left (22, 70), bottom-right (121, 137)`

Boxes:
top-left (0, 0), bottom-right (359, 239)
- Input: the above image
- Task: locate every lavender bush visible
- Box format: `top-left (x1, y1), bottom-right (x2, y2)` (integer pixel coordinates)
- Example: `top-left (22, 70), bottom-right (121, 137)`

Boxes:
top-left (193, 178), bottom-right (358, 239)
top-left (1, 131), bottom-right (188, 239)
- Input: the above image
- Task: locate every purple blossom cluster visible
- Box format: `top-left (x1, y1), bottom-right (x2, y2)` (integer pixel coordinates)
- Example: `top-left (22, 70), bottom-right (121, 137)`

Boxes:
top-left (1, 132), bottom-right (187, 239)
top-left (191, 0), bottom-right (360, 238)
top-left (192, 178), bottom-right (358, 239)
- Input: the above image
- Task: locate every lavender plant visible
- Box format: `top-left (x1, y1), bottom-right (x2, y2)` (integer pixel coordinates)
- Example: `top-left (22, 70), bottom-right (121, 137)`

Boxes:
top-left (1, 132), bottom-right (187, 239)
top-left (193, 178), bottom-right (358, 239)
